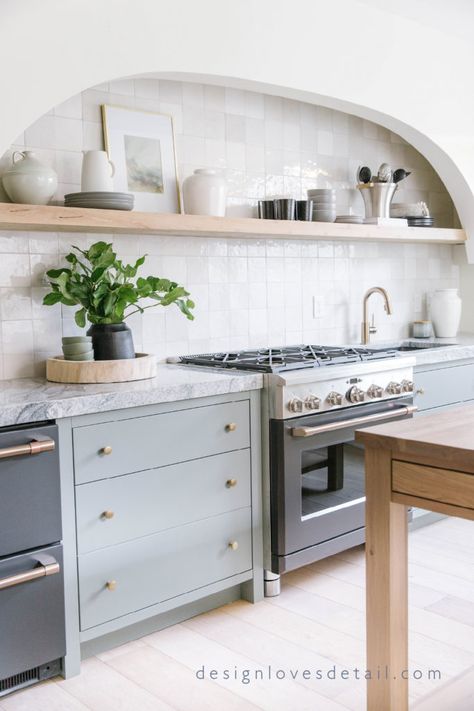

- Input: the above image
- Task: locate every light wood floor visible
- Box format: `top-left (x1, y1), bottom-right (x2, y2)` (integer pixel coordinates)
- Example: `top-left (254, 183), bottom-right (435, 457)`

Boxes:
top-left (1, 517), bottom-right (473, 710)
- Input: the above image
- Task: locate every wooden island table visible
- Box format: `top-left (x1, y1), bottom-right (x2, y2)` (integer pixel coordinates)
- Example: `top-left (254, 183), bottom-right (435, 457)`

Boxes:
top-left (356, 404), bottom-right (474, 711)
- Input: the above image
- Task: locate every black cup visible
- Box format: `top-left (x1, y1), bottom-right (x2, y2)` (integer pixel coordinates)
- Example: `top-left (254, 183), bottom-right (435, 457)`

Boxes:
top-left (274, 198), bottom-right (296, 220)
top-left (258, 200), bottom-right (275, 219)
top-left (296, 199), bottom-right (313, 221)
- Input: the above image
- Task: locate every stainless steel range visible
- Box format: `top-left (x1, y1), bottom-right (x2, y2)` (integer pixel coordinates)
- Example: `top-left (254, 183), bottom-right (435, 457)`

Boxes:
top-left (180, 345), bottom-right (416, 596)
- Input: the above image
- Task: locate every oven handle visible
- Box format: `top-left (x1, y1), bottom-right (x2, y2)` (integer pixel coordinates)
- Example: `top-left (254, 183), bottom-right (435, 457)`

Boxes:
top-left (0, 554), bottom-right (60, 591)
top-left (291, 404), bottom-right (418, 438)
top-left (0, 437), bottom-right (55, 460)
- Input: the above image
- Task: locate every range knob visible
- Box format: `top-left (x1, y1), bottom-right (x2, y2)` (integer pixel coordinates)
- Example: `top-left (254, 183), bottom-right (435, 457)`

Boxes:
top-left (288, 397), bottom-right (304, 413)
top-left (346, 386), bottom-right (365, 403)
top-left (367, 384), bottom-right (383, 399)
top-left (304, 394), bottom-right (321, 411)
top-left (386, 381), bottom-right (402, 395)
top-left (401, 379), bottom-right (414, 393)
top-left (326, 391), bottom-right (343, 407)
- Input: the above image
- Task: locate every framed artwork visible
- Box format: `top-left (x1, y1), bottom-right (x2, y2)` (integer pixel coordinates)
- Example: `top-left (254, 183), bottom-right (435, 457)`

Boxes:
top-left (101, 105), bottom-right (180, 213)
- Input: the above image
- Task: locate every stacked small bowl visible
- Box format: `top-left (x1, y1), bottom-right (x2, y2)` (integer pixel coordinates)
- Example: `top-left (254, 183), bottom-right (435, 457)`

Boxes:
top-left (307, 189), bottom-right (336, 223)
top-left (62, 336), bottom-right (94, 361)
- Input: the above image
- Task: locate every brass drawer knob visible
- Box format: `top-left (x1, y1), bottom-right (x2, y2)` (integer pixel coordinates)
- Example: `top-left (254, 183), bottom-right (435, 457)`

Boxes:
top-left (228, 541), bottom-right (239, 551)
top-left (105, 580), bottom-right (117, 591)
top-left (101, 510), bottom-right (115, 520)
top-left (415, 388), bottom-right (425, 395)
top-left (226, 478), bottom-right (237, 488)
top-left (100, 445), bottom-right (113, 455)
top-left (225, 423), bottom-right (237, 432)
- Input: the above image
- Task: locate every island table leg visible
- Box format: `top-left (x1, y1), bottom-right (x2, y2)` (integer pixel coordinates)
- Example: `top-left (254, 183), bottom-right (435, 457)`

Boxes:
top-left (365, 446), bottom-right (409, 710)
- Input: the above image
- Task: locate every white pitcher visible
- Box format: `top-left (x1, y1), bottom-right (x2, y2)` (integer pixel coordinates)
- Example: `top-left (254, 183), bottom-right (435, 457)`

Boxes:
top-left (430, 288), bottom-right (462, 338)
top-left (81, 151), bottom-right (115, 192)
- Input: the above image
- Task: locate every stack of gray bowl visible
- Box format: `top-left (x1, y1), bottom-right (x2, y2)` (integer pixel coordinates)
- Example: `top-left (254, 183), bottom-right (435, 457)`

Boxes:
top-left (62, 336), bottom-right (94, 361)
top-left (307, 189), bottom-right (336, 223)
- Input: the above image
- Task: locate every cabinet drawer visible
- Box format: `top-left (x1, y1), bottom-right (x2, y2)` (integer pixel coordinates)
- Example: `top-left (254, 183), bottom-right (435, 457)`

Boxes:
top-left (415, 363), bottom-right (474, 411)
top-left (76, 449), bottom-right (251, 553)
top-left (73, 400), bottom-right (250, 484)
top-left (78, 507), bottom-right (252, 629)
top-left (392, 460), bottom-right (474, 510)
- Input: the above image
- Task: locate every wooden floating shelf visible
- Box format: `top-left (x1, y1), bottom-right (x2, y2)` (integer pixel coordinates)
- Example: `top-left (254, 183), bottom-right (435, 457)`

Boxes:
top-left (0, 203), bottom-right (466, 245)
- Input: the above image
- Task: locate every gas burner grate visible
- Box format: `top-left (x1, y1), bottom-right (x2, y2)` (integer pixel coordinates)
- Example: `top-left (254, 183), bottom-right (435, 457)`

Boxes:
top-left (180, 345), bottom-right (398, 373)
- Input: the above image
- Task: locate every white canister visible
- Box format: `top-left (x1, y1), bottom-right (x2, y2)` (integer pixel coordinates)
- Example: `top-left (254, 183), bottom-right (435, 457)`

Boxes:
top-left (81, 151), bottom-right (115, 192)
top-left (430, 288), bottom-right (462, 338)
top-left (2, 151), bottom-right (58, 205)
top-left (182, 169), bottom-right (227, 217)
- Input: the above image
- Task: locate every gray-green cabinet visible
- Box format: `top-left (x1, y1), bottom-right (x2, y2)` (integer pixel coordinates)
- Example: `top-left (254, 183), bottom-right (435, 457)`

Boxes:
top-left (58, 390), bottom-right (263, 677)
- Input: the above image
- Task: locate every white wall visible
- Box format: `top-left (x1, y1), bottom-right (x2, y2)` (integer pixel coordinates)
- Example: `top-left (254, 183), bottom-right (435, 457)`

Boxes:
top-left (0, 79), bottom-right (459, 379)
top-left (0, 0), bottom-right (473, 247)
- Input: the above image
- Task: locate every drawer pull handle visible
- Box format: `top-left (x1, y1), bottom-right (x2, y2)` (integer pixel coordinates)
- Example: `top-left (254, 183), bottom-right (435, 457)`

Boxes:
top-left (228, 541), bottom-right (239, 551)
top-left (225, 423), bottom-right (237, 432)
top-left (105, 580), bottom-right (117, 591)
top-left (100, 446), bottom-right (113, 455)
top-left (415, 388), bottom-right (425, 395)
top-left (0, 437), bottom-right (55, 460)
top-left (226, 478), bottom-right (237, 488)
top-left (0, 557), bottom-right (60, 591)
top-left (101, 510), bottom-right (115, 520)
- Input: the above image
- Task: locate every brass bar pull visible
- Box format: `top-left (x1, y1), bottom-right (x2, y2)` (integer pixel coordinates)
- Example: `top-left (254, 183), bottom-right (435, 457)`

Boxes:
top-left (291, 405), bottom-right (418, 438)
top-left (0, 438), bottom-right (55, 460)
top-left (0, 560), bottom-right (60, 591)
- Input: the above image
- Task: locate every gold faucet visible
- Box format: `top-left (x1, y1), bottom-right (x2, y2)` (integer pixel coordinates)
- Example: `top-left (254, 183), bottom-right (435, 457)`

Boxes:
top-left (361, 287), bottom-right (392, 344)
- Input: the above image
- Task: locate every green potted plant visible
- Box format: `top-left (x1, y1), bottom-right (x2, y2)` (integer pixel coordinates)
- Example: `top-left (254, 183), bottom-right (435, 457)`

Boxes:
top-left (43, 241), bottom-right (194, 360)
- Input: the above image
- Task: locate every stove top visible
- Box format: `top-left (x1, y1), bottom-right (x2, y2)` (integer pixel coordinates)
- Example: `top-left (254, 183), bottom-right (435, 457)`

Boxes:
top-left (179, 345), bottom-right (398, 373)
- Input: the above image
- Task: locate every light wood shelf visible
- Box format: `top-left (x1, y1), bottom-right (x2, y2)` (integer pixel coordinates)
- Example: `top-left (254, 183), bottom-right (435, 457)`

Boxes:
top-left (0, 203), bottom-right (466, 244)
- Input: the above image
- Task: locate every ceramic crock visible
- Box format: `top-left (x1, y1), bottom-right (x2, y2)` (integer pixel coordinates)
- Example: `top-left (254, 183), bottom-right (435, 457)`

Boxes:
top-left (430, 288), bottom-right (462, 338)
top-left (182, 168), bottom-right (227, 217)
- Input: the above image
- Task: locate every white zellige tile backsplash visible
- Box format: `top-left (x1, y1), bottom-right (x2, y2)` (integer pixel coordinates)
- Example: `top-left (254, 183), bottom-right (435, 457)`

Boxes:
top-left (0, 78), bottom-right (460, 379)
top-left (0, 231), bottom-right (459, 379)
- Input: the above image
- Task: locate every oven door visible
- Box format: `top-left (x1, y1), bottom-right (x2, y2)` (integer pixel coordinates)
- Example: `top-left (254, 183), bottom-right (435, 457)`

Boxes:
top-left (270, 397), bottom-right (415, 572)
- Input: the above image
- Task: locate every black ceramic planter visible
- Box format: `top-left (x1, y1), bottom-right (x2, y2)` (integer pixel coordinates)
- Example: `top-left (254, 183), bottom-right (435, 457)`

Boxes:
top-left (87, 323), bottom-right (135, 360)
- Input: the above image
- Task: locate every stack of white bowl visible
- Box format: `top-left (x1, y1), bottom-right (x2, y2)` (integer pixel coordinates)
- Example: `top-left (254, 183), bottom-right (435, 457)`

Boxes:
top-left (307, 189), bottom-right (336, 222)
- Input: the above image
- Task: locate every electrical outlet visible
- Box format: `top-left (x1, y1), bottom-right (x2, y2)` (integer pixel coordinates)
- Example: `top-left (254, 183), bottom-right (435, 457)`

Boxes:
top-left (312, 295), bottom-right (323, 319)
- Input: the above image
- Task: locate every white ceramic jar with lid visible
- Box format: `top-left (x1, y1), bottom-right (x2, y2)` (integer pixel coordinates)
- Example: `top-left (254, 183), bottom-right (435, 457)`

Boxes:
top-left (182, 168), bottom-right (227, 217)
top-left (2, 150), bottom-right (58, 205)
top-left (430, 288), bottom-right (462, 338)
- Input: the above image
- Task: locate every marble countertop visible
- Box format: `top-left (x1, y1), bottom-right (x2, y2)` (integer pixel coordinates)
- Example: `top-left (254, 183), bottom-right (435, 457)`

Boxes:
top-left (1, 335), bottom-right (474, 427)
top-left (0, 365), bottom-right (262, 427)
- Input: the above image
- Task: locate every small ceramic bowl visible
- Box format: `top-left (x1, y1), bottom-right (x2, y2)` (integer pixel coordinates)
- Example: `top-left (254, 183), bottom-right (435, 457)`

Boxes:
top-left (64, 351), bottom-right (94, 361)
top-left (62, 336), bottom-right (92, 345)
top-left (62, 342), bottom-right (94, 355)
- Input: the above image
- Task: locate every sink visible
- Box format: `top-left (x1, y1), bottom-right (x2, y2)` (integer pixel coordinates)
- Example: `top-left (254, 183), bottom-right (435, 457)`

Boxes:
top-left (370, 341), bottom-right (456, 352)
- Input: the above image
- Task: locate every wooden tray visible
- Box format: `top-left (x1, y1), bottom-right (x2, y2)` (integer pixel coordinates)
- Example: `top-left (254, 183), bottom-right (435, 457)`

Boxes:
top-left (46, 353), bottom-right (157, 384)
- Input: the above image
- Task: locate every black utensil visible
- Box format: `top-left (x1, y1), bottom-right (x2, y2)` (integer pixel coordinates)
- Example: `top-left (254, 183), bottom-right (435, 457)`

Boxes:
top-left (393, 168), bottom-right (411, 184)
top-left (357, 166), bottom-right (372, 184)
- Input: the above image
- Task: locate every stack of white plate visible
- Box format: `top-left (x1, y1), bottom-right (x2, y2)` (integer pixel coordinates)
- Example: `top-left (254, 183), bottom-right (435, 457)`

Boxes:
top-left (307, 189), bottom-right (336, 222)
top-left (335, 215), bottom-right (364, 224)
top-left (64, 192), bottom-right (134, 211)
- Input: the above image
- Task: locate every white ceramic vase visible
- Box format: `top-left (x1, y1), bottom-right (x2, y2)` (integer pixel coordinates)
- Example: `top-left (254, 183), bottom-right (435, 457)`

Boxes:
top-left (2, 151), bottom-right (58, 205)
top-left (430, 288), bottom-right (462, 338)
top-left (182, 169), bottom-right (227, 217)
top-left (81, 150), bottom-right (115, 192)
